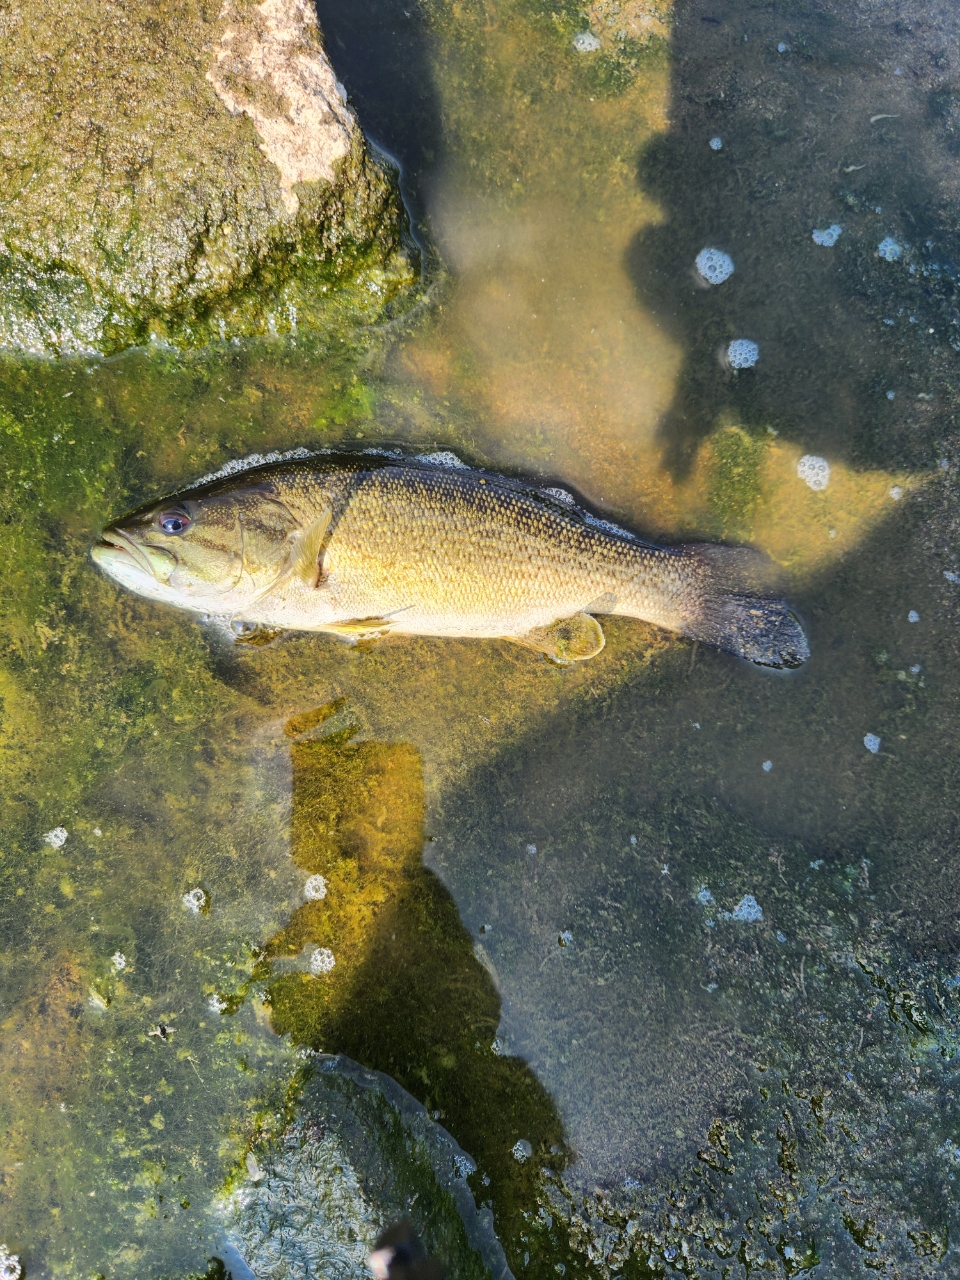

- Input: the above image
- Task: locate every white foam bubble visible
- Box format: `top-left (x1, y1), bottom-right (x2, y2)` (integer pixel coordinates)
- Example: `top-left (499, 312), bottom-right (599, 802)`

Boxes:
top-left (709, 136), bottom-right (723, 151)
top-left (541, 486), bottom-right (576, 505)
top-left (572, 31), bottom-right (601, 51)
top-left (696, 247), bottom-right (735, 285)
top-left (877, 237), bottom-right (902, 262)
top-left (43, 826), bottom-right (68, 848)
top-left (309, 947), bottom-right (336, 975)
top-left (812, 224), bottom-right (842, 247)
top-left (797, 455), bottom-right (830, 490)
top-left (0, 1245), bottom-right (22, 1280)
top-left (727, 338), bottom-right (759, 368)
top-left (414, 450), bottom-right (470, 469)
top-left (303, 874), bottom-right (327, 901)
top-left (188, 447), bottom-right (315, 489)
top-left (728, 894), bottom-right (763, 923)
top-left (864, 733), bottom-right (881, 754)
top-left (182, 887), bottom-right (208, 914)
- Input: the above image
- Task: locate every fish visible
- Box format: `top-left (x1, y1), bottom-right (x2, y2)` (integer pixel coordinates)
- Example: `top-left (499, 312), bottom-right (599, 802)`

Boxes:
top-left (91, 450), bottom-right (809, 668)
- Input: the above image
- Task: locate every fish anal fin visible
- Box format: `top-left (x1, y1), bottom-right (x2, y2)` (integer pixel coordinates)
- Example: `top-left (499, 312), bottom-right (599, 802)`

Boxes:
top-left (293, 508), bottom-right (333, 588)
top-left (513, 613), bottom-right (605, 665)
top-left (323, 616), bottom-right (396, 641)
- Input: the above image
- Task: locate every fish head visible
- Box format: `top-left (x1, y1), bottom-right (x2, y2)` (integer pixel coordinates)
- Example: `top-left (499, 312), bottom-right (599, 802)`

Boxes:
top-left (92, 479), bottom-right (301, 614)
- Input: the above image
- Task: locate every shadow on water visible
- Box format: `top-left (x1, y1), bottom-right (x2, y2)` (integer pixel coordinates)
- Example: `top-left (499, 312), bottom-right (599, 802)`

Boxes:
top-left (260, 703), bottom-right (574, 1275)
top-left (421, 467), bottom-right (960, 1268)
top-left (312, 0), bottom-right (444, 251)
top-left (628, 0), bottom-right (960, 477)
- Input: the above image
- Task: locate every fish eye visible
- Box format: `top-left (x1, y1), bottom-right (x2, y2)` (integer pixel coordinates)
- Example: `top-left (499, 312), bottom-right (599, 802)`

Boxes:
top-left (158, 509), bottom-right (191, 534)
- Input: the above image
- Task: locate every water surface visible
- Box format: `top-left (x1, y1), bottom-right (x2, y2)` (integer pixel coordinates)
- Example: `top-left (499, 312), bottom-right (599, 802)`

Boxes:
top-left (3, 0), bottom-right (960, 1277)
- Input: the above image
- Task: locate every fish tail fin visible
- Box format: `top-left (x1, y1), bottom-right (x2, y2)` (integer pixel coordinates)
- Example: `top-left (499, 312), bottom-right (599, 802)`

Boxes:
top-left (681, 545), bottom-right (809, 670)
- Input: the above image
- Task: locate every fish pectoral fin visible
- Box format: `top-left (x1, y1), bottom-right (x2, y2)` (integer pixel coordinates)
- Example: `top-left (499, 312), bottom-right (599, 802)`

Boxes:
top-left (292, 508), bottom-right (333, 588)
top-left (583, 591), bottom-right (617, 614)
top-left (513, 613), bottom-right (605, 665)
top-left (323, 616), bottom-right (396, 639)
top-left (230, 620), bottom-right (286, 647)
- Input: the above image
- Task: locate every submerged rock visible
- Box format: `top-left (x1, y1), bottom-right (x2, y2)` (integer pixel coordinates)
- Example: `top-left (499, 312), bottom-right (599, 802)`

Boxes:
top-left (0, 0), bottom-right (416, 356)
top-left (225, 1054), bottom-right (512, 1280)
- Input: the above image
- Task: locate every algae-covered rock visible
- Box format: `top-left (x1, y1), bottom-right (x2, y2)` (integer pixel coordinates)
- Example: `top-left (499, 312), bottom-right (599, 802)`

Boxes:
top-left (224, 1054), bottom-right (512, 1280)
top-left (0, 0), bottom-right (416, 355)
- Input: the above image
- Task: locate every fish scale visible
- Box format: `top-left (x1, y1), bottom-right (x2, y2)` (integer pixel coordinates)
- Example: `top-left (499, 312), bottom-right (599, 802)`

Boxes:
top-left (323, 468), bottom-right (681, 637)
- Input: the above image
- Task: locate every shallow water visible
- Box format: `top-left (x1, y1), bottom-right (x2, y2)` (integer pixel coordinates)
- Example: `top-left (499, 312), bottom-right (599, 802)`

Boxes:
top-left (3, 0), bottom-right (960, 1277)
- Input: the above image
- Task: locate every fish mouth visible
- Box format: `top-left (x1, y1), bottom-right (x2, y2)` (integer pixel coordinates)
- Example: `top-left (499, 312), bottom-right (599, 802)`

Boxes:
top-left (92, 530), bottom-right (177, 583)
top-left (93, 529), bottom-right (147, 572)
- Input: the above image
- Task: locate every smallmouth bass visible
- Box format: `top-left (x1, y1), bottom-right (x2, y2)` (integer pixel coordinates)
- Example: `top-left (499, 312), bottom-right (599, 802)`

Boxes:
top-left (92, 451), bottom-right (808, 668)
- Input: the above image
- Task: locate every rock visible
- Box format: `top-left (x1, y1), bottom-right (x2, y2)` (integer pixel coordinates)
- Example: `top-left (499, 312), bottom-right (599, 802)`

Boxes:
top-left (225, 1054), bottom-right (512, 1280)
top-left (207, 0), bottom-right (356, 218)
top-left (0, 0), bottom-right (416, 356)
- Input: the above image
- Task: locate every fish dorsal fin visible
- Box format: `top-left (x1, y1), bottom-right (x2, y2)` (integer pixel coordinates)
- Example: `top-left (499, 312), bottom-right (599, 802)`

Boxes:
top-left (292, 508), bottom-right (333, 588)
top-left (512, 613), bottom-right (605, 665)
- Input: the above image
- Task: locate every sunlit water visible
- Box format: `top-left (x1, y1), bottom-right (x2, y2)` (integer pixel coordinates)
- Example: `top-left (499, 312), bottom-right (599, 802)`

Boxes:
top-left (3, 0), bottom-right (960, 1277)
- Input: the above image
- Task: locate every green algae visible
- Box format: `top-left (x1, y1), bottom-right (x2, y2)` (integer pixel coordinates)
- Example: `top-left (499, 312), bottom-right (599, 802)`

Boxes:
top-left (227, 1056), bottom-right (507, 1280)
top-left (704, 424), bottom-right (767, 537)
top-left (0, 343), bottom-right (383, 1276)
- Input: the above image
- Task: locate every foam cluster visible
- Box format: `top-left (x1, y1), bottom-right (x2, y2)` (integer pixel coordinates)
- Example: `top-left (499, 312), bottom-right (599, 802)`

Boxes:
top-left (727, 338), bottom-right (759, 368)
top-left (877, 237), bottom-right (902, 262)
top-left (182, 886), bottom-right (208, 914)
top-left (309, 946), bottom-right (336, 975)
top-left (797, 454), bottom-right (830, 491)
top-left (812, 224), bottom-right (841, 247)
top-left (304, 874), bottom-right (328, 901)
top-left (0, 1245), bottom-right (22, 1280)
top-left (695, 247), bottom-right (735, 285)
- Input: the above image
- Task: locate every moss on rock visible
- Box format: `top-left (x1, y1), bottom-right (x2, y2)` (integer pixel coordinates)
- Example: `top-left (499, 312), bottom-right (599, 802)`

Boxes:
top-left (227, 1056), bottom-right (509, 1280)
top-left (0, 0), bottom-right (417, 355)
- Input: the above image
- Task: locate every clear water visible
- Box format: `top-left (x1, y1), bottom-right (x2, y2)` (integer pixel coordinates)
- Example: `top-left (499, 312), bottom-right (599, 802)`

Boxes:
top-left (3, 0), bottom-right (960, 1276)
